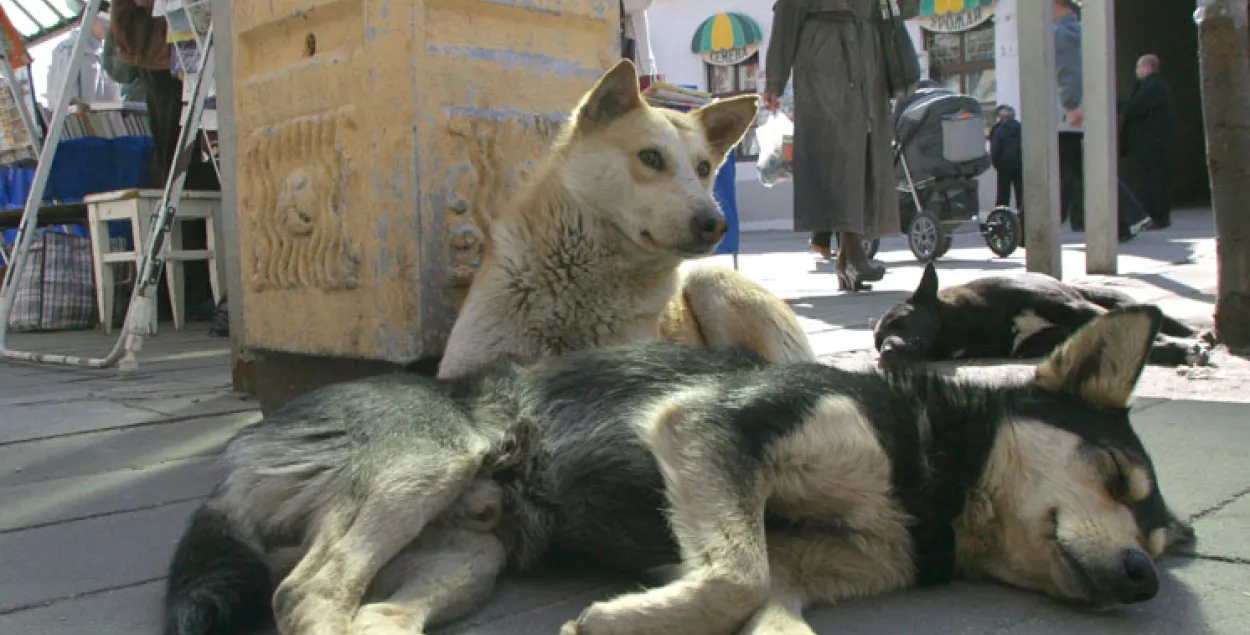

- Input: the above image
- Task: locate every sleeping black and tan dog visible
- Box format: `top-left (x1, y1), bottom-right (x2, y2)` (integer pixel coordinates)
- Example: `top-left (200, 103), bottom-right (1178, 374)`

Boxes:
top-left (874, 263), bottom-right (1214, 367)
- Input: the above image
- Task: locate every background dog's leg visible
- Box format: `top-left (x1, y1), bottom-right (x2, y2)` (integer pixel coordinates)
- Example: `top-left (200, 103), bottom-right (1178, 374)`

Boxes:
top-left (353, 526), bottom-right (507, 635)
top-left (563, 402), bottom-right (769, 635)
top-left (272, 452), bottom-right (485, 635)
top-left (1013, 326), bottom-right (1078, 359)
top-left (1149, 334), bottom-right (1211, 366)
top-left (672, 267), bottom-right (816, 363)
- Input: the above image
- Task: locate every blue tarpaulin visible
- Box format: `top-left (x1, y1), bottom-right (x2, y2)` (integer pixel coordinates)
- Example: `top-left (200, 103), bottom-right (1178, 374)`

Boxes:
top-left (712, 148), bottom-right (739, 255)
top-left (0, 135), bottom-right (152, 210)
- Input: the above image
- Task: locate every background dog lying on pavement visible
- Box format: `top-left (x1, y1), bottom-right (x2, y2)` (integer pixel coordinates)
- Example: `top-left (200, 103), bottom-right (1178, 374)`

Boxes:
top-left (875, 263), bottom-right (1214, 367)
top-left (164, 306), bottom-right (1193, 635)
top-left (436, 59), bottom-right (813, 380)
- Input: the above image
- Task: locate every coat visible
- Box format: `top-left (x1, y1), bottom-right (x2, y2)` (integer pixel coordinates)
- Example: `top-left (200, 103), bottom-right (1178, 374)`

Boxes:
top-left (764, 0), bottom-right (918, 239)
top-left (1119, 73), bottom-right (1175, 161)
top-left (990, 118), bottom-right (1022, 172)
top-left (109, 0), bottom-right (171, 71)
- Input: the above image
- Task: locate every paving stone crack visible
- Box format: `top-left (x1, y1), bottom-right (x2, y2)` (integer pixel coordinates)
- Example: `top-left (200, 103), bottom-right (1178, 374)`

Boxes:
top-left (0, 495), bottom-right (209, 536)
top-left (0, 577), bottom-right (166, 616)
top-left (1187, 485), bottom-right (1250, 522)
top-left (0, 406), bottom-right (260, 447)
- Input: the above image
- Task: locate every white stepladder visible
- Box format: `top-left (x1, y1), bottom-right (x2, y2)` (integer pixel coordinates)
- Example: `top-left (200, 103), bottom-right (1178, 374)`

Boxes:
top-left (0, 0), bottom-right (216, 371)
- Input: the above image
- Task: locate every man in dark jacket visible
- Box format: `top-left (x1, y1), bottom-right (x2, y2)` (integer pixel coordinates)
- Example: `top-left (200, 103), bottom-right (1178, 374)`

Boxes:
top-left (990, 104), bottom-right (1023, 214)
top-left (1119, 53), bottom-right (1176, 229)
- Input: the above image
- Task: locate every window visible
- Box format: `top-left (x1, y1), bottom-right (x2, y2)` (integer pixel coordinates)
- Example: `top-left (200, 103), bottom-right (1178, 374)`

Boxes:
top-left (924, 20), bottom-right (998, 131)
top-left (705, 53), bottom-right (760, 162)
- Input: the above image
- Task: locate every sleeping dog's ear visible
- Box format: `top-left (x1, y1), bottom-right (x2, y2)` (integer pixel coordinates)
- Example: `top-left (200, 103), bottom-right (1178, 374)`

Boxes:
top-left (1034, 305), bottom-right (1162, 409)
top-left (912, 262), bottom-right (940, 306)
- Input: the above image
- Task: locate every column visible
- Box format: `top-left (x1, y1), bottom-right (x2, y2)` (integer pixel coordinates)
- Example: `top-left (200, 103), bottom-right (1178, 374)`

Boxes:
top-left (1083, 0), bottom-right (1118, 274)
top-left (1018, 0), bottom-right (1062, 278)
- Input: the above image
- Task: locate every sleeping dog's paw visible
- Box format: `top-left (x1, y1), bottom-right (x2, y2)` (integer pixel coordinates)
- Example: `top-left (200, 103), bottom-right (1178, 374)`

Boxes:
top-left (1200, 330), bottom-right (1219, 347)
top-left (1186, 340), bottom-right (1214, 367)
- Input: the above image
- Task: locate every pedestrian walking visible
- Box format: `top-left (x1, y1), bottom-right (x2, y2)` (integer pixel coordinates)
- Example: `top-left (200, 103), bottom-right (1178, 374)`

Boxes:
top-left (990, 104), bottom-right (1023, 214)
top-left (1120, 53), bottom-right (1176, 230)
top-left (763, 0), bottom-right (918, 292)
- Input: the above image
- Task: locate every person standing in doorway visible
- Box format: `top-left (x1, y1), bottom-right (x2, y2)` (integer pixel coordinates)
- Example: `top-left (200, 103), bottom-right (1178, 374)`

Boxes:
top-left (1119, 53), bottom-right (1176, 230)
top-left (990, 104), bottom-right (1024, 216)
top-left (1053, 0), bottom-right (1085, 231)
top-left (762, 0), bottom-right (915, 292)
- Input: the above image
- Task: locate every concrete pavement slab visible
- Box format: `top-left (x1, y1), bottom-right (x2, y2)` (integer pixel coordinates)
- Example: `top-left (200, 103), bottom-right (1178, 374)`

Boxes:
top-left (0, 410), bottom-right (257, 487)
top-left (1130, 401), bottom-right (1250, 522)
top-left (0, 581), bottom-right (163, 635)
top-left (0, 455), bottom-right (220, 533)
top-left (0, 399), bottom-right (172, 444)
top-left (1187, 495), bottom-right (1250, 563)
top-left (0, 500), bottom-right (198, 613)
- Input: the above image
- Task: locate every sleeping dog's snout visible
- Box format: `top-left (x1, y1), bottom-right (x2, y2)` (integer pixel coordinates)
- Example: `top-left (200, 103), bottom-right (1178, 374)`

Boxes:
top-left (1112, 549), bottom-right (1159, 605)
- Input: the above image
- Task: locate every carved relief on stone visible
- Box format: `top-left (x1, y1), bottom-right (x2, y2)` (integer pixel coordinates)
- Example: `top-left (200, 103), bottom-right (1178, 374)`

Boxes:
top-left (442, 111), bottom-right (564, 287)
top-left (241, 111), bottom-right (361, 292)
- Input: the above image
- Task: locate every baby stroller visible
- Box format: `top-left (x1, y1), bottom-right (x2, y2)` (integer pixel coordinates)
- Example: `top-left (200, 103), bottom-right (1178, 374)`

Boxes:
top-left (890, 87), bottom-right (1021, 262)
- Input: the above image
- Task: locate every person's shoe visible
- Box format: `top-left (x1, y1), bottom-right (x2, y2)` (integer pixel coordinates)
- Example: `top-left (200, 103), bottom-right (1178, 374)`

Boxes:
top-left (1148, 219), bottom-right (1171, 230)
top-left (810, 241), bottom-right (836, 260)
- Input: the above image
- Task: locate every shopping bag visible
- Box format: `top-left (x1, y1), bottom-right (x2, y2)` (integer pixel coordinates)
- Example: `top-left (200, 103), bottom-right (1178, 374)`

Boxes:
top-left (755, 111), bottom-right (795, 187)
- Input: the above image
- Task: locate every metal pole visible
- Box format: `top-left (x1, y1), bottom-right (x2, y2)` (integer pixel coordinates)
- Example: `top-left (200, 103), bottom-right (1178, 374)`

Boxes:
top-left (0, 55), bottom-right (43, 266)
top-left (0, 0), bottom-right (105, 342)
top-left (119, 25), bottom-right (218, 371)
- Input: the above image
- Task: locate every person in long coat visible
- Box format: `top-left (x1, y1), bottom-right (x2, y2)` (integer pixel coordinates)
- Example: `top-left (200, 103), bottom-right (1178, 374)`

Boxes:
top-left (1119, 54), bottom-right (1176, 230)
top-left (762, 0), bottom-right (915, 292)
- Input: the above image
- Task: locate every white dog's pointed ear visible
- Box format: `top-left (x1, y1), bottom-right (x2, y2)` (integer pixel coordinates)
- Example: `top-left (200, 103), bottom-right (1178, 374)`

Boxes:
top-left (1034, 305), bottom-right (1162, 409)
top-left (573, 59), bottom-right (644, 132)
top-left (693, 94), bottom-right (760, 164)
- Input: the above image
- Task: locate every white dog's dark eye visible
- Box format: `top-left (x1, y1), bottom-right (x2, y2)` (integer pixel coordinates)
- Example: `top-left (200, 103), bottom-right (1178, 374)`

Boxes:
top-left (639, 149), bottom-right (665, 171)
top-left (696, 161), bottom-right (712, 178)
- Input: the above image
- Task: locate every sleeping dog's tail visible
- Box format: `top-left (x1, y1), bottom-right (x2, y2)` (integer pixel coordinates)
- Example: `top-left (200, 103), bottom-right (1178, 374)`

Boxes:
top-left (163, 504), bottom-right (274, 635)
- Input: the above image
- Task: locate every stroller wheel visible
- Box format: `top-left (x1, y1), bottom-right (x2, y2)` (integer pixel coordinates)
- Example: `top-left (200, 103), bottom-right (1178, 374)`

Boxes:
top-left (908, 211), bottom-right (945, 262)
top-left (984, 207), bottom-right (1021, 258)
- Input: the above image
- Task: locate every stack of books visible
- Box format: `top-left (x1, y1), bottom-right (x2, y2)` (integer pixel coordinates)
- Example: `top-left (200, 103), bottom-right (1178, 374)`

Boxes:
top-left (643, 82), bottom-right (711, 111)
top-left (0, 79), bottom-right (36, 166)
top-left (61, 102), bottom-right (152, 140)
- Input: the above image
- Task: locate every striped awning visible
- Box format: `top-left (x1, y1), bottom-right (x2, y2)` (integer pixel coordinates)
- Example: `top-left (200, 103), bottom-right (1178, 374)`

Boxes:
top-left (690, 12), bottom-right (762, 54)
top-left (1, 0), bottom-right (87, 45)
top-left (920, 0), bottom-right (995, 16)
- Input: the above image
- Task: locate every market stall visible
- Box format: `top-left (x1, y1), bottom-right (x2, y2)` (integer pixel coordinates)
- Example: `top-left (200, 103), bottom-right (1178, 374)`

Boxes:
top-left (0, 0), bottom-right (221, 368)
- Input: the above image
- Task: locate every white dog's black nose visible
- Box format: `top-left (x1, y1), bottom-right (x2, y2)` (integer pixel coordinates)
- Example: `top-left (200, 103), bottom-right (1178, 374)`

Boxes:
top-left (1113, 549), bottom-right (1159, 604)
top-left (691, 206), bottom-right (728, 245)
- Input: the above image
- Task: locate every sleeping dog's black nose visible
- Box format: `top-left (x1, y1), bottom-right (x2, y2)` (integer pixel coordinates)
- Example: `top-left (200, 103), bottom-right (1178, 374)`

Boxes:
top-left (1114, 549), bottom-right (1159, 604)
top-left (691, 204), bottom-right (728, 245)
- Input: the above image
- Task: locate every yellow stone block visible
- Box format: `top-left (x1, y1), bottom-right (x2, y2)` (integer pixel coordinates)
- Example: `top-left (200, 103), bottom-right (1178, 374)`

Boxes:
top-left (231, 0), bottom-right (619, 362)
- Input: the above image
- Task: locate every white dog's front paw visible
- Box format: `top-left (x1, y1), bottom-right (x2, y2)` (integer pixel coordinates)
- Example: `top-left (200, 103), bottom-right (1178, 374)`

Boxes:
top-left (352, 603), bottom-right (422, 635)
top-left (272, 579), bottom-right (352, 635)
top-left (1186, 341), bottom-right (1214, 367)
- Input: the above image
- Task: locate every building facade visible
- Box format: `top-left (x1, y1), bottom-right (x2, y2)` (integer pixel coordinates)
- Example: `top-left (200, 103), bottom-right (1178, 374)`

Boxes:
top-left (639, 0), bottom-right (1023, 232)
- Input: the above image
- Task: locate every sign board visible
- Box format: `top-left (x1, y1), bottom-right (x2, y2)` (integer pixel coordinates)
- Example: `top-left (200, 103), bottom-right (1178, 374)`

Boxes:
top-left (918, 4), bottom-right (996, 33)
top-left (702, 44), bottom-right (758, 67)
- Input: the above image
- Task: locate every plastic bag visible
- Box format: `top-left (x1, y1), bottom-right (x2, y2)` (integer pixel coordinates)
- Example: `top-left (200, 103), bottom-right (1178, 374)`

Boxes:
top-left (755, 111), bottom-right (795, 187)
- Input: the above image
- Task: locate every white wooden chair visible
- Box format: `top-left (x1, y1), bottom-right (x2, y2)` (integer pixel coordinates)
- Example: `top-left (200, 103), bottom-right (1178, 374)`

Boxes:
top-left (84, 189), bottom-right (223, 334)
